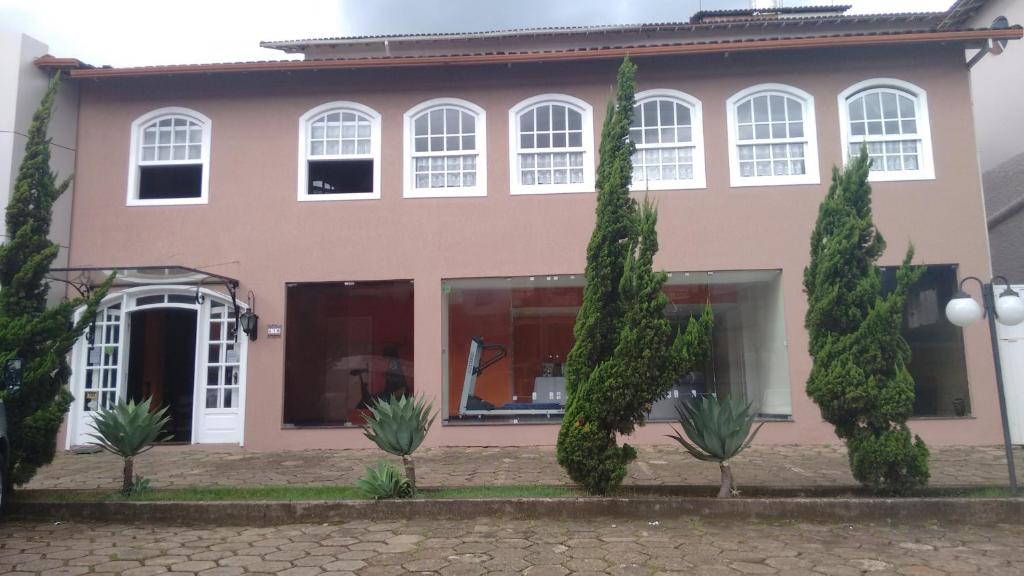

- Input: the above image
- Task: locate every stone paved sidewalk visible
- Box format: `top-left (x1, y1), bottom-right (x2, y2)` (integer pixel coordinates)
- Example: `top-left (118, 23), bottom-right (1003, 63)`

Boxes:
top-left (3, 517), bottom-right (1023, 576)
top-left (25, 444), bottom-right (1022, 491)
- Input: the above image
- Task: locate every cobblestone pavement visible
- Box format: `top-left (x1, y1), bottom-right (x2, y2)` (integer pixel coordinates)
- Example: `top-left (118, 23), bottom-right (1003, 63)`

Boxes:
top-left (2, 517), bottom-right (1023, 576)
top-left (26, 444), bottom-right (1022, 491)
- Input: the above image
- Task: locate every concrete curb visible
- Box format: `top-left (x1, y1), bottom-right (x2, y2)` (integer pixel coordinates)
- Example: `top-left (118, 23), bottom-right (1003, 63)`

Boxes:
top-left (11, 497), bottom-right (1024, 526)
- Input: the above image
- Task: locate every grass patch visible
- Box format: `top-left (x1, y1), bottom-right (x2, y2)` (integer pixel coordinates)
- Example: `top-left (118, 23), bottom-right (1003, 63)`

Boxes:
top-left (122, 485), bottom-right (368, 502)
top-left (16, 484), bottom-right (582, 503)
top-left (952, 487), bottom-right (1017, 499)
top-left (421, 485), bottom-right (581, 499)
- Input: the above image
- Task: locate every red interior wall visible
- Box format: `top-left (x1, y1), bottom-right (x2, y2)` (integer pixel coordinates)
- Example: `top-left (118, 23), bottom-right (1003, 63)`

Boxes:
top-left (447, 288), bottom-right (512, 416)
top-left (444, 282), bottom-right (741, 417)
top-left (284, 281), bottom-right (414, 425)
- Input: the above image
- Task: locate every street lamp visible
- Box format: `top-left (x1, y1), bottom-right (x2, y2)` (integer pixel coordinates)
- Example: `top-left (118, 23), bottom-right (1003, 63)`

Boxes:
top-left (944, 275), bottom-right (1023, 493)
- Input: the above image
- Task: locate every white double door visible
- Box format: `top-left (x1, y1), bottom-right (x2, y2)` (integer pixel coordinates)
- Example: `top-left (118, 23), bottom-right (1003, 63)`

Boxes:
top-left (68, 287), bottom-right (246, 447)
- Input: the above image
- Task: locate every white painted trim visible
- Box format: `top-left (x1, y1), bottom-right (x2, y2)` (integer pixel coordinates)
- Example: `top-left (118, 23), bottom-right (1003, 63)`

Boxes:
top-left (508, 93), bottom-right (595, 196)
top-left (297, 101), bottom-right (382, 202)
top-left (126, 107), bottom-right (212, 206)
top-left (67, 285), bottom-right (249, 447)
top-left (837, 78), bottom-right (936, 182)
top-left (403, 97), bottom-right (487, 198)
top-left (630, 89), bottom-right (707, 191)
top-left (726, 83), bottom-right (820, 188)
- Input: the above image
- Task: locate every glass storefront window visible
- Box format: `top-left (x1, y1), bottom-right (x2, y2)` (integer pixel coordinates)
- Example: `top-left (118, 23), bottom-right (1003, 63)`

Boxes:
top-left (283, 280), bottom-right (414, 427)
top-left (881, 264), bottom-right (971, 417)
top-left (442, 270), bottom-right (791, 423)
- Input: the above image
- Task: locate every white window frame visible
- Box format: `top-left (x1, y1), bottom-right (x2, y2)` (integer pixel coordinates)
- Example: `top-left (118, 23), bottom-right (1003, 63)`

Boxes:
top-left (508, 94), bottom-right (595, 195)
top-left (403, 97), bottom-right (487, 198)
top-left (837, 78), bottom-right (935, 182)
top-left (126, 107), bottom-right (211, 207)
top-left (726, 83), bottom-right (820, 188)
top-left (629, 89), bottom-right (707, 191)
top-left (297, 101), bottom-right (382, 202)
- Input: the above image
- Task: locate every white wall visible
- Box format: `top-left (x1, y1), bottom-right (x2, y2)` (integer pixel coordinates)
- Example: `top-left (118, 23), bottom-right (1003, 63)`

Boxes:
top-left (968, 0), bottom-right (1024, 173)
top-left (0, 31), bottom-right (78, 302)
top-left (739, 272), bottom-right (791, 416)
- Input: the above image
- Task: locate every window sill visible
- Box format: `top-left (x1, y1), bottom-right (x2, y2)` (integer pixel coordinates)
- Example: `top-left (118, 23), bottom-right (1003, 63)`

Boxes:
top-left (908, 415), bottom-right (975, 421)
top-left (127, 197), bottom-right (208, 207)
top-left (510, 185), bottom-right (595, 196)
top-left (281, 424), bottom-right (363, 430)
top-left (729, 175), bottom-right (821, 188)
top-left (298, 192), bottom-right (380, 202)
top-left (630, 179), bottom-right (707, 192)
top-left (443, 415), bottom-right (795, 426)
top-left (404, 187), bottom-right (487, 199)
top-left (866, 171), bottom-right (936, 182)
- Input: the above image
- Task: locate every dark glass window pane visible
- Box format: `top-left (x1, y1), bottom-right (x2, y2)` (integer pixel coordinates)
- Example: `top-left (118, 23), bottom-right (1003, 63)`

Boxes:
top-left (307, 160), bottom-right (374, 194)
top-left (138, 164), bottom-right (202, 200)
top-left (443, 271), bottom-right (791, 424)
top-left (881, 265), bottom-right (971, 417)
top-left (284, 281), bottom-right (415, 427)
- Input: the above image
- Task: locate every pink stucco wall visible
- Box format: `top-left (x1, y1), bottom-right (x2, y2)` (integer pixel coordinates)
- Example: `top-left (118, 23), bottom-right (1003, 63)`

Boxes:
top-left (63, 43), bottom-right (1003, 449)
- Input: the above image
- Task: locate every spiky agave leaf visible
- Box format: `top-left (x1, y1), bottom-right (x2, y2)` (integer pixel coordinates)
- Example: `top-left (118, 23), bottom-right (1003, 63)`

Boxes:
top-left (666, 395), bottom-right (763, 463)
top-left (87, 397), bottom-right (171, 458)
top-left (356, 460), bottom-right (413, 499)
top-left (361, 395), bottom-right (436, 457)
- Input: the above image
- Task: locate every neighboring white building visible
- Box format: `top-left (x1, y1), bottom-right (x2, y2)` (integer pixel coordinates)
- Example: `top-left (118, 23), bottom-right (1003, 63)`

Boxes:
top-left (966, 0), bottom-right (1024, 281)
top-left (0, 31), bottom-right (77, 303)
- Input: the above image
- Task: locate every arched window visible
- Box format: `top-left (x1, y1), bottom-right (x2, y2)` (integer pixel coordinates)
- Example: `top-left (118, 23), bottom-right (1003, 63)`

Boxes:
top-left (297, 102), bottom-right (381, 201)
top-left (509, 94), bottom-right (594, 195)
top-left (839, 79), bottom-right (934, 181)
top-left (630, 89), bottom-right (706, 190)
top-left (403, 98), bottom-right (486, 198)
top-left (127, 107), bottom-right (211, 206)
top-left (726, 84), bottom-right (819, 187)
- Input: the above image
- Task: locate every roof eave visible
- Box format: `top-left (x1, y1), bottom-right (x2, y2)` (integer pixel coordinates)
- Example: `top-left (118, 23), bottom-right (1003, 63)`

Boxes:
top-left (67, 27), bottom-right (1023, 80)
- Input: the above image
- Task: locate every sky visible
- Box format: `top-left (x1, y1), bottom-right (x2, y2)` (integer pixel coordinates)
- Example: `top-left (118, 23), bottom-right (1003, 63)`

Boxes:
top-left (0, 0), bottom-right (955, 68)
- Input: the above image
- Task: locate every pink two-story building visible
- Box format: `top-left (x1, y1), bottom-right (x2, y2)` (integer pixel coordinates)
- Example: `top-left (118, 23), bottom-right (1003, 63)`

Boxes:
top-left (38, 2), bottom-right (1022, 451)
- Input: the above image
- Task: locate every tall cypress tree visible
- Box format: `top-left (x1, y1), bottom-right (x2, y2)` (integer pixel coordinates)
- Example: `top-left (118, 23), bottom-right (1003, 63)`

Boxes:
top-left (0, 74), bottom-right (108, 490)
top-left (804, 149), bottom-right (929, 495)
top-left (557, 58), bottom-right (711, 494)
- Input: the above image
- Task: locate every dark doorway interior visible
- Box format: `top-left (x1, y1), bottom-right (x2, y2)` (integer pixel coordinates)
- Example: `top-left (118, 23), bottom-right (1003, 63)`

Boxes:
top-left (127, 308), bottom-right (198, 442)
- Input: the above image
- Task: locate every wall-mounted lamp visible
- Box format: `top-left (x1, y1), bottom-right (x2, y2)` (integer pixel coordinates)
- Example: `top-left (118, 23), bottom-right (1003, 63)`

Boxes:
top-left (238, 290), bottom-right (259, 341)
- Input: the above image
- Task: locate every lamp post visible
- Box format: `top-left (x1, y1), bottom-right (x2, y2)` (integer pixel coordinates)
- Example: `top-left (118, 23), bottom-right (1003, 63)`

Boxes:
top-left (944, 275), bottom-right (1024, 493)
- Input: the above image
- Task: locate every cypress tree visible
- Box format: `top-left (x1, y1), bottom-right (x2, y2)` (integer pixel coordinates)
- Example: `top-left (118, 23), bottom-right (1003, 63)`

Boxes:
top-left (557, 58), bottom-right (711, 494)
top-left (803, 148), bottom-right (929, 495)
top-left (0, 74), bottom-right (109, 490)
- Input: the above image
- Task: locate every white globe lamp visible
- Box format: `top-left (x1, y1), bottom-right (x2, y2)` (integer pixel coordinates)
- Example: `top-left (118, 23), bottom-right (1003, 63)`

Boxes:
top-left (945, 292), bottom-right (983, 327)
top-left (995, 287), bottom-right (1024, 326)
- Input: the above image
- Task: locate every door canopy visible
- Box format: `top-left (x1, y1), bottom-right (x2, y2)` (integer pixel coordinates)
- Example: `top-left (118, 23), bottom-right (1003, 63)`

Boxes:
top-left (49, 265), bottom-right (241, 315)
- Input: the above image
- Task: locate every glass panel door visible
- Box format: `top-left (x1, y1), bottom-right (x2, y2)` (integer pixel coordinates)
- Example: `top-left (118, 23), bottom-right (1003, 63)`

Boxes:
top-left (74, 301), bottom-right (126, 445)
top-left (196, 297), bottom-right (244, 444)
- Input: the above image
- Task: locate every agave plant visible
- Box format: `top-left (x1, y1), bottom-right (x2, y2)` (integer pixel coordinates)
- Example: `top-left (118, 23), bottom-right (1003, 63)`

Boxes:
top-left (87, 397), bottom-right (171, 494)
top-left (356, 460), bottom-right (414, 500)
top-left (667, 395), bottom-right (763, 498)
top-left (361, 395), bottom-right (435, 489)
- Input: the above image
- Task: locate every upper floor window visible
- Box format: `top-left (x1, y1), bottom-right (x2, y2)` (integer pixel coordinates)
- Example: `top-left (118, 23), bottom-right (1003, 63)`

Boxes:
top-left (630, 89), bottom-right (706, 190)
top-left (403, 98), bottom-right (486, 198)
top-left (127, 107), bottom-right (211, 206)
top-left (839, 79), bottom-right (935, 181)
top-left (297, 102), bottom-right (381, 201)
top-left (726, 84), bottom-right (819, 187)
top-left (509, 94), bottom-right (594, 195)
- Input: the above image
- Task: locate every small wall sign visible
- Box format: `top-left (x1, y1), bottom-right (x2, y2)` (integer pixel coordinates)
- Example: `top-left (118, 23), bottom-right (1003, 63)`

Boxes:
top-left (267, 324), bottom-right (283, 337)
